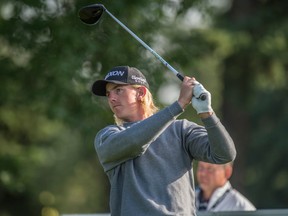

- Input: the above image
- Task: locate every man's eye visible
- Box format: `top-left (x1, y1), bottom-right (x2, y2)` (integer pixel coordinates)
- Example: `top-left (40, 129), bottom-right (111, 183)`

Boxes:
top-left (116, 88), bottom-right (122, 94)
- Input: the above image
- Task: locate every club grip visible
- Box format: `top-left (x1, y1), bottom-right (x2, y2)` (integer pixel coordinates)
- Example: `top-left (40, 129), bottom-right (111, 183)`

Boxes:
top-left (199, 93), bottom-right (207, 101)
top-left (177, 73), bottom-right (184, 81)
top-left (177, 73), bottom-right (206, 101)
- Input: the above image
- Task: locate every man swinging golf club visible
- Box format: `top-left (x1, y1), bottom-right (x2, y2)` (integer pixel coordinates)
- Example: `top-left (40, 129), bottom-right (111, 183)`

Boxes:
top-left (92, 65), bottom-right (236, 216)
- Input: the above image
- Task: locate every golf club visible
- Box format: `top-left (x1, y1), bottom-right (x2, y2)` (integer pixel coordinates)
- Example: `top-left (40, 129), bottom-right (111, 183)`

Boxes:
top-left (78, 4), bottom-right (206, 100)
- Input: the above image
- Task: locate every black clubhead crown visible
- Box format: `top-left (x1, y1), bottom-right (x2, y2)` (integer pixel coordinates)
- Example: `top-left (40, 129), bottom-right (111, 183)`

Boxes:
top-left (78, 4), bottom-right (105, 25)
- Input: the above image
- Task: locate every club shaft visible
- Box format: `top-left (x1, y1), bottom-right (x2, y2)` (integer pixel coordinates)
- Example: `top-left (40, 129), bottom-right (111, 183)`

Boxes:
top-left (104, 9), bottom-right (184, 81)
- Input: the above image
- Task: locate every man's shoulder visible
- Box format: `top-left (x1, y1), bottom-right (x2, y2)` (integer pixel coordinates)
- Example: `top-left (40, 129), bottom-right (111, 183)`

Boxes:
top-left (227, 189), bottom-right (256, 210)
top-left (96, 124), bottom-right (122, 137)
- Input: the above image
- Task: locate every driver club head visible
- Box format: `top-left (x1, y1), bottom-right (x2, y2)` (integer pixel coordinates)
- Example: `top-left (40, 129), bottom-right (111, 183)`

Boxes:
top-left (78, 4), bottom-right (105, 25)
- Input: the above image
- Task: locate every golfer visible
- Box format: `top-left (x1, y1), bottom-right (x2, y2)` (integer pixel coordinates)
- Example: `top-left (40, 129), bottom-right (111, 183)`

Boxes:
top-left (92, 65), bottom-right (236, 216)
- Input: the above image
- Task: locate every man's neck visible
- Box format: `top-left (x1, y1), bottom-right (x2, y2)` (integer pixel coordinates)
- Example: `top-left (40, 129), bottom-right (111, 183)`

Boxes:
top-left (202, 190), bottom-right (213, 201)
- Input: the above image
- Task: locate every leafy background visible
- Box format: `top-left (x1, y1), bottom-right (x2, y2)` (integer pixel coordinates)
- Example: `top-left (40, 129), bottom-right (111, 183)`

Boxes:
top-left (0, 0), bottom-right (287, 215)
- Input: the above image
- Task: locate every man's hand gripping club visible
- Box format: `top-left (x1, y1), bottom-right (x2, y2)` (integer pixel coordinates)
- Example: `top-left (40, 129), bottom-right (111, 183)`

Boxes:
top-left (178, 76), bottom-right (213, 118)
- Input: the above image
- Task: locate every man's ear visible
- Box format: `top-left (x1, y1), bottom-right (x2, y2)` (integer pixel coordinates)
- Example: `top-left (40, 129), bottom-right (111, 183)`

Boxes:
top-left (225, 165), bottom-right (233, 179)
top-left (137, 86), bottom-right (147, 99)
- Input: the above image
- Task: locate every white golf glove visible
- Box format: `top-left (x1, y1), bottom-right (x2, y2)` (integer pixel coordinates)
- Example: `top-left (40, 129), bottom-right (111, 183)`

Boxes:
top-left (192, 83), bottom-right (213, 114)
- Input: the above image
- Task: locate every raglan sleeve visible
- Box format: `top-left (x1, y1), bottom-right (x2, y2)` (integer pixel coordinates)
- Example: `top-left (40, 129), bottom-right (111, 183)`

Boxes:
top-left (94, 101), bottom-right (184, 172)
top-left (184, 114), bottom-right (236, 164)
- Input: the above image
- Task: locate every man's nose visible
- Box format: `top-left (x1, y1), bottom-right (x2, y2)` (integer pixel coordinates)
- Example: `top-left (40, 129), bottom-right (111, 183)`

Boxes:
top-left (197, 168), bottom-right (209, 174)
top-left (107, 92), bottom-right (117, 101)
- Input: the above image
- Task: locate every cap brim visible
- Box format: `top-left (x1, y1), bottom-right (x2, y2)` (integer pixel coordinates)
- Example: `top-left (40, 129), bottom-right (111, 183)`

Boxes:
top-left (91, 80), bottom-right (128, 96)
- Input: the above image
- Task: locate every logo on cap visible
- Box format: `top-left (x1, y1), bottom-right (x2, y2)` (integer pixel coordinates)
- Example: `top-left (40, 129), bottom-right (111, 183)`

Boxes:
top-left (131, 75), bottom-right (147, 85)
top-left (91, 66), bottom-right (149, 96)
top-left (105, 70), bottom-right (126, 80)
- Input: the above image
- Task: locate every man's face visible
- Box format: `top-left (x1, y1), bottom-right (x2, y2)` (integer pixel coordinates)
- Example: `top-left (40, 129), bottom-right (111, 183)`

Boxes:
top-left (106, 83), bottom-right (141, 122)
top-left (196, 162), bottom-right (228, 194)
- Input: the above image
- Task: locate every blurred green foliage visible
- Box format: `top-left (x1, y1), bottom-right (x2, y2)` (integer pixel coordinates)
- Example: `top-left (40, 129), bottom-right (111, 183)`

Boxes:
top-left (0, 0), bottom-right (287, 215)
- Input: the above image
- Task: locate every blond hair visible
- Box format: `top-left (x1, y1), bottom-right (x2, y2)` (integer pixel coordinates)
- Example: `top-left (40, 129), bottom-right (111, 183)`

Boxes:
top-left (114, 85), bottom-right (159, 126)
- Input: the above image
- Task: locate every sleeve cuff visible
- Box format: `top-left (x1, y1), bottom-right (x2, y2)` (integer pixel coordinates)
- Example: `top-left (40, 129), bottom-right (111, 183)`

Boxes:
top-left (167, 101), bottom-right (184, 117)
top-left (201, 113), bottom-right (220, 128)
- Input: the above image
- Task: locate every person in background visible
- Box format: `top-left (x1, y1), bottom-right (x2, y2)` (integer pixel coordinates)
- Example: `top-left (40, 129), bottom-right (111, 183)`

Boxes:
top-left (196, 161), bottom-right (256, 211)
top-left (92, 65), bottom-right (236, 216)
